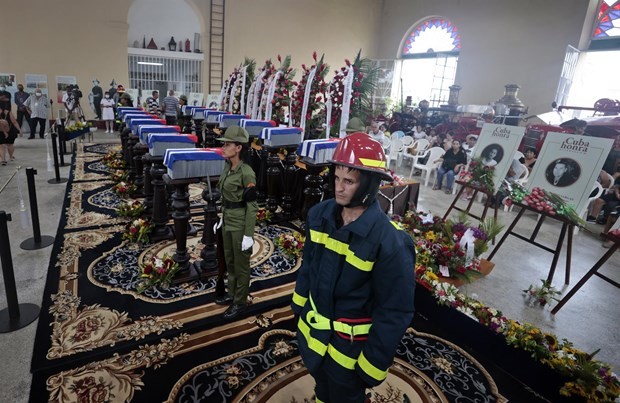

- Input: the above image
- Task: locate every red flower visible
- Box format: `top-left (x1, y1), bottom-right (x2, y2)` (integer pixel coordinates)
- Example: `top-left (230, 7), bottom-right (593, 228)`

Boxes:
top-left (277, 54), bottom-right (282, 62)
top-left (143, 265), bottom-right (153, 275)
top-left (313, 51), bottom-right (317, 61)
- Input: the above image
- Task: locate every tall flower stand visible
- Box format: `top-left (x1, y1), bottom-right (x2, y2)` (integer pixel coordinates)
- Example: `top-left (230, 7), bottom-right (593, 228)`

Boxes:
top-left (551, 232), bottom-right (620, 314)
top-left (443, 180), bottom-right (498, 225)
top-left (488, 201), bottom-right (574, 285)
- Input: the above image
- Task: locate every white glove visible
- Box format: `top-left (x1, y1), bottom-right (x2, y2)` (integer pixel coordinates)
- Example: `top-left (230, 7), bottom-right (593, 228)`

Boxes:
top-left (213, 217), bottom-right (222, 234)
top-left (241, 235), bottom-right (254, 251)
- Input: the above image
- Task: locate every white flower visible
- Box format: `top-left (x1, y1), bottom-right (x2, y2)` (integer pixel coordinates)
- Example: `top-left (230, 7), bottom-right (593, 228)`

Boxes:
top-left (420, 213), bottom-right (434, 224)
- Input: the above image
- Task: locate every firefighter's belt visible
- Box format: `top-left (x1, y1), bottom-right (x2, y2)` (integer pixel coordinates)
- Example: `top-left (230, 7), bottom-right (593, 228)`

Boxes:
top-left (306, 295), bottom-right (372, 342)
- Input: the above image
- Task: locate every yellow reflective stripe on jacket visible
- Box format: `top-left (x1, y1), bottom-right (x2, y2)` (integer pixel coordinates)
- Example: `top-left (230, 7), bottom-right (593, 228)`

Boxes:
top-left (358, 351), bottom-right (388, 382)
top-left (306, 295), bottom-right (372, 335)
top-left (298, 316), bottom-right (358, 370)
top-left (292, 291), bottom-right (307, 308)
top-left (390, 220), bottom-right (404, 230)
top-left (310, 230), bottom-right (374, 272)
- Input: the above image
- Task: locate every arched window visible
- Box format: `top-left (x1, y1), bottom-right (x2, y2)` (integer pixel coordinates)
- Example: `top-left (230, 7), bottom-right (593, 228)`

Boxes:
top-left (402, 17), bottom-right (461, 59)
top-left (590, 0), bottom-right (620, 49)
top-left (397, 17), bottom-right (460, 108)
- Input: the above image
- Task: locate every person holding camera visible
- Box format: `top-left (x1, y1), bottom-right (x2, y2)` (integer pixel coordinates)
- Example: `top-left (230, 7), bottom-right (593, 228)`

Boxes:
top-left (23, 90), bottom-right (49, 139)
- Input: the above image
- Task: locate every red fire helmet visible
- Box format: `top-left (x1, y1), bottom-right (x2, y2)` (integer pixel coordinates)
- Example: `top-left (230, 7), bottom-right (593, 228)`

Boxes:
top-left (330, 132), bottom-right (392, 181)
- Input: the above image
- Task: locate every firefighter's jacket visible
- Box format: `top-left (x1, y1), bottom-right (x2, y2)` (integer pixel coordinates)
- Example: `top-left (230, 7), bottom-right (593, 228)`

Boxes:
top-left (292, 199), bottom-right (416, 387)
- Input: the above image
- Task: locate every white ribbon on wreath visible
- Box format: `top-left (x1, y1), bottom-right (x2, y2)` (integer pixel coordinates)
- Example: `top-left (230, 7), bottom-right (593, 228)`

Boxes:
top-left (325, 94), bottom-right (332, 138)
top-left (459, 228), bottom-right (477, 266)
top-left (245, 81), bottom-right (256, 117)
top-left (339, 65), bottom-right (355, 138)
top-left (216, 81), bottom-right (227, 111)
top-left (251, 70), bottom-right (267, 119)
top-left (228, 71), bottom-right (241, 113)
top-left (257, 74), bottom-right (274, 120)
top-left (264, 70), bottom-right (282, 122)
top-left (240, 65), bottom-right (249, 115)
top-left (300, 66), bottom-right (317, 133)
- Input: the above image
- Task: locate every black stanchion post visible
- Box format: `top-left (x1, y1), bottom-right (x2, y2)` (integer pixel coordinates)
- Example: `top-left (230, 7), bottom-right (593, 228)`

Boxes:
top-left (55, 125), bottom-right (67, 167)
top-left (21, 168), bottom-right (55, 250)
top-left (0, 211), bottom-right (40, 333)
top-left (48, 132), bottom-right (68, 184)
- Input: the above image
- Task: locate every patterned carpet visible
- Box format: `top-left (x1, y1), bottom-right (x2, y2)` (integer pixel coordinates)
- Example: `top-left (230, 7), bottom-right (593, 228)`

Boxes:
top-left (29, 143), bottom-right (514, 402)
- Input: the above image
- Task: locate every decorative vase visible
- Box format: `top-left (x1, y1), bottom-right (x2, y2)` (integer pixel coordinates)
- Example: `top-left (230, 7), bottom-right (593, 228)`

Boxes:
top-left (185, 38), bottom-right (191, 52)
top-left (147, 38), bottom-right (158, 50)
top-left (193, 33), bottom-right (201, 53)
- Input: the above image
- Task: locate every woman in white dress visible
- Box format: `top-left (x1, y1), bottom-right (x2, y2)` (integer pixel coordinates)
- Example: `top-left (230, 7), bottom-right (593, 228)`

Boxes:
top-left (100, 92), bottom-right (115, 133)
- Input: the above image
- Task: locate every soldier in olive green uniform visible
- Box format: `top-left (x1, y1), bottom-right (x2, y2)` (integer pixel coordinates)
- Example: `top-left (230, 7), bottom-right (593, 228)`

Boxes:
top-left (214, 126), bottom-right (258, 319)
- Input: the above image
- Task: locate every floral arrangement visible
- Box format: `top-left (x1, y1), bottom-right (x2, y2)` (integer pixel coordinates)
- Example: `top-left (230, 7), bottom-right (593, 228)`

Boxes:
top-left (65, 121), bottom-right (92, 132)
top-left (423, 275), bottom-right (620, 401)
top-left (256, 207), bottom-right (272, 226)
top-left (523, 279), bottom-right (561, 307)
top-left (504, 183), bottom-right (586, 227)
top-left (457, 157), bottom-right (495, 194)
top-left (260, 54), bottom-right (295, 124)
top-left (122, 218), bottom-right (153, 244)
top-left (112, 181), bottom-right (136, 198)
top-left (249, 58), bottom-right (276, 117)
top-left (110, 169), bottom-right (128, 183)
top-left (103, 152), bottom-right (126, 170)
top-left (290, 52), bottom-right (329, 133)
top-left (274, 231), bottom-right (305, 259)
top-left (327, 50), bottom-right (379, 135)
top-left (395, 211), bottom-right (502, 284)
top-left (221, 68), bottom-right (241, 111)
top-left (231, 57), bottom-right (256, 114)
top-left (136, 253), bottom-right (180, 293)
top-left (117, 200), bottom-right (145, 219)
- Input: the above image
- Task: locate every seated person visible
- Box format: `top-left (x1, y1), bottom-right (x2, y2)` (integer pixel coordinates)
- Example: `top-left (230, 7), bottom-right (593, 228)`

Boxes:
top-left (412, 124), bottom-right (426, 140)
top-left (587, 176), bottom-right (620, 224)
top-left (433, 140), bottom-right (467, 194)
top-left (463, 134), bottom-right (478, 160)
top-left (523, 147), bottom-right (537, 172)
top-left (368, 121), bottom-right (385, 145)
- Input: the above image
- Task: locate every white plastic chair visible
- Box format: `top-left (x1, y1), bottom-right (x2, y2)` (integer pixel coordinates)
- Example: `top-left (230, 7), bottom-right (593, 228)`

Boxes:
top-left (397, 136), bottom-right (415, 167)
top-left (410, 147), bottom-right (445, 187)
top-left (387, 138), bottom-right (403, 169)
top-left (392, 130), bottom-right (405, 139)
top-left (401, 138), bottom-right (429, 168)
top-left (574, 182), bottom-right (605, 234)
top-left (382, 136), bottom-right (392, 155)
top-left (514, 150), bottom-right (525, 162)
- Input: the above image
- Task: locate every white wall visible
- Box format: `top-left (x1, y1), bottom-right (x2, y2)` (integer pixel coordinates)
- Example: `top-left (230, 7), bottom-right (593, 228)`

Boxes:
top-left (377, 0), bottom-right (591, 114)
top-left (127, 0), bottom-right (203, 51)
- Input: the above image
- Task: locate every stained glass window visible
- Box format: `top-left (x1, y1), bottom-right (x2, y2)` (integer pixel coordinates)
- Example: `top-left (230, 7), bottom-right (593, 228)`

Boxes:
top-left (402, 18), bottom-right (461, 57)
top-left (593, 0), bottom-right (620, 38)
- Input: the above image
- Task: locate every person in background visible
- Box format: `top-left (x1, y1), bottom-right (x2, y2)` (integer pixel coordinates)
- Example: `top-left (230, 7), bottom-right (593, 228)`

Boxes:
top-left (91, 79), bottom-right (103, 120)
top-left (344, 117), bottom-right (365, 137)
top-left (434, 139), bottom-right (467, 194)
top-left (100, 91), bottom-right (115, 133)
top-left (0, 107), bottom-right (21, 164)
top-left (412, 124), bottom-right (426, 140)
top-left (23, 90), bottom-right (49, 139)
top-left (146, 91), bottom-right (160, 115)
top-left (489, 158), bottom-right (526, 208)
top-left (292, 132), bottom-right (415, 403)
top-left (367, 121), bottom-right (385, 145)
top-left (463, 134), bottom-right (478, 160)
top-left (0, 84), bottom-right (11, 111)
top-left (177, 94), bottom-right (190, 133)
top-left (523, 148), bottom-right (537, 173)
top-left (573, 119), bottom-right (587, 135)
top-left (113, 84), bottom-right (125, 106)
top-left (214, 126), bottom-right (258, 320)
top-left (587, 176), bottom-right (620, 225)
top-left (14, 84), bottom-right (33, 136)
top-left (161, 90), bottom-right (179, 126)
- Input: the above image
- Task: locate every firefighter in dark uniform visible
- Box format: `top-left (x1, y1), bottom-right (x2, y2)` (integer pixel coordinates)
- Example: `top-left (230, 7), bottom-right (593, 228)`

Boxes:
top-left (214, 126), bottom-right (258, 320)
top-left (292, 132), bottom-right (416, 403)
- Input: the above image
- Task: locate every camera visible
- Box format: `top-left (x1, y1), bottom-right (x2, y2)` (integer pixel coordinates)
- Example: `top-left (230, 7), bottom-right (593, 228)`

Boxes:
top-left (69, 84), bottom-right (83, 100)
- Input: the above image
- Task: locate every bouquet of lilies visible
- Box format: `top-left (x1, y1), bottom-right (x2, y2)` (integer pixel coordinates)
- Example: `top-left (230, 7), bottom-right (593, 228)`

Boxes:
top-left (274, 231), bottom-right (305, 259)
top-left (123, 218), bottom-right (153, 244)
top-left (117, 200), bottom-right (145, 219)
top-left (113, 181), bottom-right (136, 198)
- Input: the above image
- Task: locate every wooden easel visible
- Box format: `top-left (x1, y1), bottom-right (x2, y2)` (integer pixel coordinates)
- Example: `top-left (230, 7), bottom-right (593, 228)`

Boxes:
top-left (551, 232), bottom-right (620, 314)
top-left (443, 180), bottom-right (499, 225)
top-left (487, 201), bottom-right (574, 285)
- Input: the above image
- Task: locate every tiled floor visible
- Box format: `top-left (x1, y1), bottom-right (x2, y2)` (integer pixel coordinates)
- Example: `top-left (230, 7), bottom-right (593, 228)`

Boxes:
top-left (0, 133), bottom-right (618, 402)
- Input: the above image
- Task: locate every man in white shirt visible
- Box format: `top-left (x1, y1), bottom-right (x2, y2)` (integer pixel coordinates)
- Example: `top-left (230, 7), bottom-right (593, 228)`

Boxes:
top-left (368, 121), bottom-right (385, 145)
